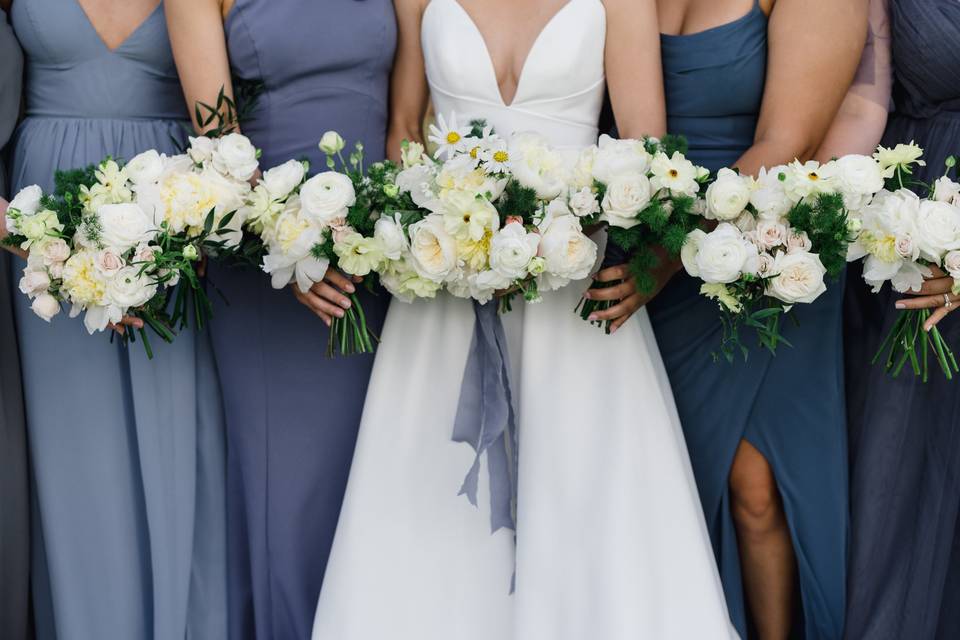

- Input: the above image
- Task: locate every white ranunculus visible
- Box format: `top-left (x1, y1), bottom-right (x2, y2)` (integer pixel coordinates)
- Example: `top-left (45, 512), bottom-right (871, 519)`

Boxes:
top-left (9, 184), bottom-right (43, 217)
top-left (489, 221), bottom-right (540, 280)
top-left (97, 203), bottom-right (156, 252)
top-left (568, 187), bottom-right (600, 218)
top-left (944, 250), bottom-right (960, 279)
top-left (833, 154), bottom-right (884, 210)
top-left (915, 199), bottom-right (960, 262)
top-left (261, 160), bottom-right (306, 199)
top-left (41, 238), bottom-right (71, 266)
top-left (212, 133), bottom-right (259, 182)
top-left (126, 150), bottom-right (165, 186)
top-left (31, 292), bottom-right (60, 322)
top-left (408, 214), bottom-right (459, 282)
top-left (601, 174), bottom-right (651, 229)
top-left (374, 213), bottom-right (408, 261)
top-left (706, 168), bottom-right (753, 221)
top-left (318, 131), bottom-right (346, 155)
top-left (19, 269), bottom-right (50, 296)
top-left (508, 132), bottom-right (569, 200)
top-left (767, 251), bottom-right (827, 304)
top-left (750, 166), bottom-right (793, 221)
top-left (694, 223), bottom-right (758, 284)
top-left (680, 229), bottom-right (707, 277)
top-left (538, 214), bottom-right (597, 287)
top-left (755, 220), bottom-right (787, 252)
top-left (105, 266), bottom-right (158, 310)
top-left (934, 177), bottom-right (960, 205)
top-left (299, 172), bottom-right (356, 226)
top-left (94, 249), bottom-right (125, 277)
top-left (592, 135), bottom-right (651, 183)
top-left (188, 136), bottom-right (217, 165)
top-left (440, 190), bottom-right (499, 241)
top-left (650, 151), bottom-right (701, 196)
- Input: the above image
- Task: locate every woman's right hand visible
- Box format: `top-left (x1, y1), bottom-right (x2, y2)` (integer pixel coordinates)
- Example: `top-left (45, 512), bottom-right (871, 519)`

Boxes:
top-left (292, 268), bottom-right (361, 326)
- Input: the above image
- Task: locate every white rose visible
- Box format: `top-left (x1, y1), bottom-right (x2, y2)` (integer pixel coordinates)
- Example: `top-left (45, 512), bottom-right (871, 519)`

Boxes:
top-left (489, 221), bottom-right (540, 280)
top-left (756, 253), bottom-right (776, 277)
top-left (319, 131), bottom-right (346, 155)
top-left (755, 220), bottom-right (787, 251)
top-left (680, 229), bottom-right (707, 277)
top-left (538, 214), bottom-right (597, 285)
top-left (374, 213), bottom-right (408, 261)
top-left (767, 251), bottom-right (827, 304)
top-left (895, 234), bottom-right (919, 261)
top-left (934, 177), bottom-right (960, 205)
top-left (601, 174), bottom-right (652, 229)
top-left (212, 133), bottom-right (259, 182)
top-left (134, 243), bottom-right (158, 265)
top-left (408, 214), bottom-right (459, 282)
top-left (833, 154), bottom-right (885, 210)
top-left (785, 229), bottom-right (812, 254)
top-left (94, 249), bottom-right (125, 277)
top-left (188, 136), bottom-right (217, 165)
top-left (261, 160), bottom-right (306, 199)
top-left (508, 132), bottom-right (569, 200)
top-left (19, 269), bottom-right (50, 296)
top-left (694, 223), bottom-right (759, 284)
top-left (592, 135), bottom-right (651, 183)
top-left (299, 172), bottom-right (356, 225)
top-left (41, 238), bottom-right (71, 266)
top-left (915, 199), bottom-right (960, 262)
top-left (944, 250), bottom-right (960, 279)
top-left (31, 292), bottom-right (60, 322)
top-left (105, 266), bottom-right (158, 310)
top-left (9, 184), bottom-right (43, 216)
top-left (568, 187), bottom-right (600, 218)
top-left (706, 168), bottom-right (753, 221)
top-left (97, 203), bottom-right (156, 252)
top-left (126, 150), bottom-right (165, 186)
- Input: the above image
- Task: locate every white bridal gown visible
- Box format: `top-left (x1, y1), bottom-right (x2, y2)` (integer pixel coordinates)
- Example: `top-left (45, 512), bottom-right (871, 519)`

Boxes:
top-left (313, 0), bottom-right (739, 638)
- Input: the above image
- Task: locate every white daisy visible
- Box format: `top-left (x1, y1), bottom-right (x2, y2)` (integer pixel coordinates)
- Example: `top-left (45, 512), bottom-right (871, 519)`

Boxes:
top-left (427, 113), bottom-right (471, 160)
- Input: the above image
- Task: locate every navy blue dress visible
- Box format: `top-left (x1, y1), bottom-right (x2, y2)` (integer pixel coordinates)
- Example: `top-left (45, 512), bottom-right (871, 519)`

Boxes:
top-left (206, 1), bottom-right (395, 637)
top-left (648, 3), bottom-right (848, 638)
top-left (844, 2), bottom-right (960, 638)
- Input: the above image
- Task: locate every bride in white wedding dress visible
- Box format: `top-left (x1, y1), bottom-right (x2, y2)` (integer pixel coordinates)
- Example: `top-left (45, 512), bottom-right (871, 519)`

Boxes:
top-left (312, 0), bottom-right (739, 637)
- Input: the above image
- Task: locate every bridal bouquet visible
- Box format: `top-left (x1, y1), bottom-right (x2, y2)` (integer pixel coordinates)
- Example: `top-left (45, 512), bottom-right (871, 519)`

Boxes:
top-left (681, 154), bottom-right (883, 361)
top-left (847, 143), bottom-right (960, 380)
top-left (4, 134), bottom-right (258, 357)
top-left (570, 134), bottom-right (710, 331)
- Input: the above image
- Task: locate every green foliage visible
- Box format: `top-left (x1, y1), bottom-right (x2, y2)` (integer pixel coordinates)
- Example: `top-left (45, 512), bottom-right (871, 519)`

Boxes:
top-left (788, 192), bottom-right (849, 278)
top-left (497, 180), bottom-right (539, 223)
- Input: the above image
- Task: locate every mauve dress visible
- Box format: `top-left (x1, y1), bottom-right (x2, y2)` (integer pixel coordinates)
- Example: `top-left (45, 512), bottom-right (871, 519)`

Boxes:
top-left (206, 1), bottom-right (395, 637)
top-left (8, 1), bottom-right (226, 637)
top-left (647, 2), bottom-right (848, 637)
top-left (844, 1), bottom-right (960, 638)
top-left (0, 8), bottom-right (29, 640)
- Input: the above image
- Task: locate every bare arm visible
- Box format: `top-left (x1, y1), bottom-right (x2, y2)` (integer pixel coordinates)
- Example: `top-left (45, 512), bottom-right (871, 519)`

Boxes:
top-left (386, 0), bottom-right (430, 162)
top-left (604, 0), bottom-right (666, 139)
top-left (164, 0), bottom-right (234, 133)
top-left (736, 0), bottom-right (869, 175)
top-left (816, 0), bottom-right (890, 160)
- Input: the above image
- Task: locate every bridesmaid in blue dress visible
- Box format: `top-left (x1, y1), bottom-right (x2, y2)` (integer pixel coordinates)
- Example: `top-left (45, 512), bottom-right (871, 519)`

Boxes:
top-left (843, 1), bottom-right (960, 637)
top-left (591, 0), bottom-right (865, 637)
top-left (165, 1), bottom-right (395, 637)
top-left (0, 6), bottom-right (29, 639)
top-left (6, 1), bottom-right (226, 637)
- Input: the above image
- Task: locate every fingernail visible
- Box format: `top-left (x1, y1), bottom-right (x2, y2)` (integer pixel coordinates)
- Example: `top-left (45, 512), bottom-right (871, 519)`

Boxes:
top-left (346, 284), bottom-right (356, 293)
top-left (588, 314), bottom-right (598, 321)
top-left (895, 302), bottom-right (905, 309)
top-left (610, 326), bottom-right (618, 335)
top-left (340, 299), bottom-right (351, 309)
top-left (583, 292), bottom-right (592, 300)
top-left (336, 308), bottom-right (345, 318)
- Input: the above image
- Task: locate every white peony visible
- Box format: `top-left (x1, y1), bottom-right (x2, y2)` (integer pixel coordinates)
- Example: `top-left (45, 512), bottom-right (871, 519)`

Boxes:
top-left (692, 223), bottom-right (759, 284)
top-left (601, 174), bottom-right (652, 229)
top-left (212, 133), bottom-right (259, 182)
top-left (31, 292), bottom-right (60, 322)
top-left (767, 251), bottom-right (827, 304)
top-left (126, 150), bottom-right (165, 186)
top-left (262, 211), bottom-right (328, 292)
top-left (408, 214), bottom-right (459, 282)
top-left (568, 187), bottom-right (601, 218)
top-left (538, 214), bottom-right (597, 288)
top-left (934, 177), bottom-right (960, 205)
top-left (261, 160), bottom-right (306, 199)
top-left (105, 266), bottom-right (158, 310)
top-left (508, 132), bottom-right (569, 200)
top-left (299, 172), bottom-right (356, 226)
top-left (706, 168), bottom-right (753, 221)
top-left (489, 221), bottom-right (540, 280)
top-left (374, 213), bottom-right (408, 261)
top-left (915, 199), bottom-right (960, 262)
top-left (591, 135), bottom-right (651, 183)
top-left (97, 203), bottom-right (156, 253)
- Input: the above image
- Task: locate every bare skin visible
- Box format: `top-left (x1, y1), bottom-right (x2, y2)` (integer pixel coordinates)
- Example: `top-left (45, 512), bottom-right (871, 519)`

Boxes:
top-left (642, 1), bottom-right (867, 638)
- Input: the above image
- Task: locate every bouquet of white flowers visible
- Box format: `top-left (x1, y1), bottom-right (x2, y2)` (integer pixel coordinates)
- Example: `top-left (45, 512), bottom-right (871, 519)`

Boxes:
top-left (847, 143), bottom-right (960, 380)
top-left (681, 153), bottom-right (883, 361)
top-left (4, 134), bottom-right (258, 357)
top-left (571, 134), bottom-right (710, 331)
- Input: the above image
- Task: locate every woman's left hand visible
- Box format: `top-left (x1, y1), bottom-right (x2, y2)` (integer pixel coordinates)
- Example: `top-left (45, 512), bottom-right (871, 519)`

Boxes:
top-left (895, 266), bottom-right (959, 331)
top-left (584, 258), bottom-right (679, 334)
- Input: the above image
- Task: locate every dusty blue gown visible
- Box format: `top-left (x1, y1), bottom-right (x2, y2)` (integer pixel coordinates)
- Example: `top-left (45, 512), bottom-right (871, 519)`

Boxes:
top-left (844, 1), bottom-right (960, 638)
top-left (647, 2), bottom-right (848, 637)
top-left (8, 1), bottom-right (226, 637)
top-left (206, 1), bottom-right (395, 637)
top-left (0, 7), bottom-right (29, 640)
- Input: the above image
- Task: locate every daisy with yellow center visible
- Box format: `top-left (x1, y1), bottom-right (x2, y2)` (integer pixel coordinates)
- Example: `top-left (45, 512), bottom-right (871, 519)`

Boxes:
top-left (427, 112), bottom-right (471, 160)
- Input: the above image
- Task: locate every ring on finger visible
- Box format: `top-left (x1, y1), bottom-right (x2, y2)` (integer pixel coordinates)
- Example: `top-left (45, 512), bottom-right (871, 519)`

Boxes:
top-left (945, 293), bottom-right (955, 309)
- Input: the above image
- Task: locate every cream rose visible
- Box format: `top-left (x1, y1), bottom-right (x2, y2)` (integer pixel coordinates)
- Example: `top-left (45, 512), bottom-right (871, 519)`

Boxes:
top-left (755, 220), bottom-right (787, 252)
top-left (767, 251), bottom-right (827, 304)
top-left (408, 214), bottom-right (459, 283)
top-left (601, 174), bottom-right (651, 229)
top-left (568, 187), bottom-right (600, 218)
top-left (538, 214), bottom-right (597, 286)
top-left (31, 292), bottom-right (60, 322)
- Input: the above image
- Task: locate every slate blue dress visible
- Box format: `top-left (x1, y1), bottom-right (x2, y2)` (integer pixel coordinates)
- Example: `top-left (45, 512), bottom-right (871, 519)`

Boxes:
top-left (844, 1), bottom-right (960, 638)
top-left (647, 3), bottom-right (848, 638)
top-left (206, 1), bottom-right (395, 637)
top-left (0, 8), bottom-right (29, 640)
top-left (8, 1), bottom-right (226, 637)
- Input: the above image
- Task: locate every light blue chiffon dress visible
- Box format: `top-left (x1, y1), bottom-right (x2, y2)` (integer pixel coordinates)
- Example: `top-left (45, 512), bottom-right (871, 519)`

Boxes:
top-left (8, 1), bottom-right (226, 637)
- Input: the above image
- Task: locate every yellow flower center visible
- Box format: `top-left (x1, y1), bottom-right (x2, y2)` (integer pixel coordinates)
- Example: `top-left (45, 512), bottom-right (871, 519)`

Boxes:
top-left (446, 131), bottom-right (461, 144)
top-left (807, 172), bottom-right (820, 181)
top-left (668, 169), bottom-right (679, 178)
top-left (493, 150), bottom-right (509, 163)
top-left (470, 146), bottom-right (480, 159)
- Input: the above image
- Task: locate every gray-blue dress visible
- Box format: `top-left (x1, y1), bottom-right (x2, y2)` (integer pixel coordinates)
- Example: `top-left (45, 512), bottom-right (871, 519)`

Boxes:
top-left (8, 1), bottom-right (226, 637)
top-left (647, 3), bottom-right (848, 638)
top-left (0, 8), bottom-right (29, 640)
top-left (845, 1), bottom-right (960, 638)
top-left (205, 1), bottom-right (395, 637)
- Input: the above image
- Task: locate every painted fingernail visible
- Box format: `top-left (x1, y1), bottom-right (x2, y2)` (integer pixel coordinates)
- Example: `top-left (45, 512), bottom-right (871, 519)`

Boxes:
top-left (340, 299), bottom-right (351, 309)
top-left (335, 308), bottom-right (345, 318)
top-left (583, 292), bottom-right (592, 299)
top-left (610, 326), bottom-right (619, 335)
top-left (346, 284), bottom-right (356, 293)
top-left (588, 314), bottom-right (598, 321)
top-left (895, 302), bottom-right (906, 309)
